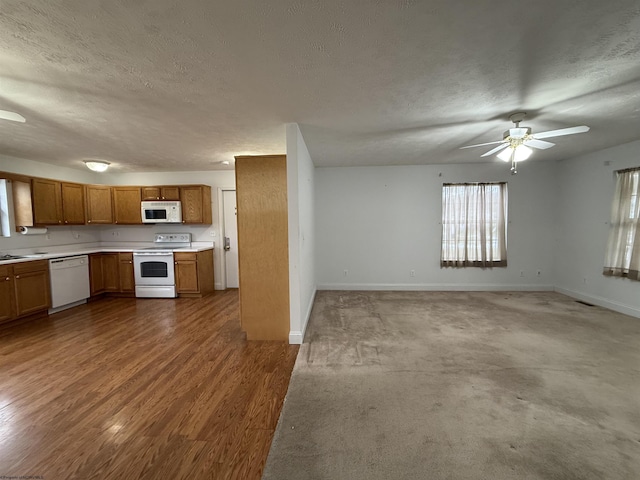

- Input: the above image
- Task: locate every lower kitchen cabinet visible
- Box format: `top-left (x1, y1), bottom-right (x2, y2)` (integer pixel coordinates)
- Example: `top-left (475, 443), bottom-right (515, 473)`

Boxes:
top-left (90, 252), bottom-right (134, 296)
top-left (174, 249), bottom-right (214, 296)
top-left (118, 253), bottom-right (135, 293)
top-left (0, 261), bottom-right (51, 324)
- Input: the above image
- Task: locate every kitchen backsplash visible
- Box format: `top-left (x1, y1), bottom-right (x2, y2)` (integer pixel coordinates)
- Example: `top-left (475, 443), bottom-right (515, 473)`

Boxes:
top-left (0, 225), bottom-right (103, 252)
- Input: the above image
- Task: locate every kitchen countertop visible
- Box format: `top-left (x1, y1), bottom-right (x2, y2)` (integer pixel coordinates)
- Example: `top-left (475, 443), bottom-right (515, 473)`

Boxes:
top-left (0, 242), bottom-right (214, 265)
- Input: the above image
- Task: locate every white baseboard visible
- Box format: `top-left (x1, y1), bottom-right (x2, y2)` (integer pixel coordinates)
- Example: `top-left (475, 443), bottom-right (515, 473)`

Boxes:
top-left (289, 287), bottom-right (317, 345)
top-left (215, 282), bottom-right (224, 290)
top-left (554, 286), bottom-right (640, 318)
top-left (317, 283), bottom-right (555, 292)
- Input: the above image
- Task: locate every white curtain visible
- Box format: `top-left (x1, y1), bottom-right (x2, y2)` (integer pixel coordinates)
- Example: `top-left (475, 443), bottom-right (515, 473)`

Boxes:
top-left (441, 182), bottom-right (507, 268)
top-left (603, 168), bottom-right (640, 280)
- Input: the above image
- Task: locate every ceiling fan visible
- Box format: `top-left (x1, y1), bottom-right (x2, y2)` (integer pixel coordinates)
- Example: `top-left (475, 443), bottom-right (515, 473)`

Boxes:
top-left (0, 109), bottom-right (26, 123)
top-left (460, 112), bottom-right (589, 174)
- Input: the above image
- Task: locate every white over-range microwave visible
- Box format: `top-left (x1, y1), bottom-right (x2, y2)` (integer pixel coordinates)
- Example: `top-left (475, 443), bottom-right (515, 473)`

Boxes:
top-left (141, 201), bottom-right (182, 224)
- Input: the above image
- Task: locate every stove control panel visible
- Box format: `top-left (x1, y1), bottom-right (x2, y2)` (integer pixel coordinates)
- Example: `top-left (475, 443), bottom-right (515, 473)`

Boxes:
top-left (154, 233), bottom-right (191, 244)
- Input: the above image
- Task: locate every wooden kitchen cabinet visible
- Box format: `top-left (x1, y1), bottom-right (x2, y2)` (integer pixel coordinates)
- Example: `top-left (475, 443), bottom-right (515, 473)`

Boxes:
top-left (142, 186), bottom-right (181, 201)
top-left (89, 254), bottom-right (105, 296)
top-left (180, 186), bottom-right (212, 224)
top-left (113, 187), bottom-right (142, 224)
top-left (86, 185), bottom-right (113, 224)
top-left (32, 178), bottom-right (63, 225)
top-left (32, 179), bottom-right (86, 225)
top-left (0, 265), bottom-right (15, 323)
top-left (118, 253), bottom-right (135, 293)
top-left (61, 182), bottom-right (86, 224)
top-left (174, 249), bottom-right (214, 296)
top-left (0, 261), bottom-right (50, 324)
top-left (102, 253), bottom-right (120, 292)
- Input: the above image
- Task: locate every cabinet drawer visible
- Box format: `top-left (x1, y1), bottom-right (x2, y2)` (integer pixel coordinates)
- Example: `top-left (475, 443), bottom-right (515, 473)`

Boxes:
top-left (119, 252), bottom-right (133, 262)
top-left (174, 252), bottom-right (197, 261)
top-left (13, 260), bottom-right (48, 275)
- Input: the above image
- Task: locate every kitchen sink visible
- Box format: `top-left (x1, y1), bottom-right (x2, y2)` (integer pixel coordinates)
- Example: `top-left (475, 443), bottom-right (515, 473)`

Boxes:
top-left (0, 254), bottom-right (26, 260)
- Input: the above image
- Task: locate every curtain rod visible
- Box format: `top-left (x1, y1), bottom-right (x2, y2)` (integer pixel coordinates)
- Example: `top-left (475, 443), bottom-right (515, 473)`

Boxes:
top-left (615, 166), bottom-right (640, 174)
top-left (443, 182), bottom-right (506, 186)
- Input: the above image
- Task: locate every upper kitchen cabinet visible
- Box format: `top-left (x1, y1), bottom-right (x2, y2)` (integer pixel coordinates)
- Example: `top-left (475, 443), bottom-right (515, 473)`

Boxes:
top-left (32, 178), bottom-right (63, 225)
top-left (60, 182), bottom-right (86, 224)
top-left (113, 187), bottom-right (142, 224)
top-left (32, 179), bottom-right (86, 225)
top-left (85, 185), bottom-right (113, 224)
top-left (142, 186), bottom-right (180, 201)
top-left (180, 186), bottom-right (212, 224)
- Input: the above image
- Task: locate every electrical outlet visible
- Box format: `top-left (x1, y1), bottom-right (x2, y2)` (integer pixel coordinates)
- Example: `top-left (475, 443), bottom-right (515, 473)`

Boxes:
top-left (520, 270), bottom-right (524, 277)
top-left (343, 269), bottom-right (348, 277)
top-left (536, 270), bottom-right (541, 277)
top-left (410, 270), bottom-right (415, 277)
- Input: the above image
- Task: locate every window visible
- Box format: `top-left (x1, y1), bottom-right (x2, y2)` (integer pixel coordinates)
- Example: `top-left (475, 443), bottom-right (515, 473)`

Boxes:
top-left (441, 182), bottom-right (507, 267)
top-left (603, 168), bottom-right (640, 280)
top-left (0, 179), bottom-right (11, 237)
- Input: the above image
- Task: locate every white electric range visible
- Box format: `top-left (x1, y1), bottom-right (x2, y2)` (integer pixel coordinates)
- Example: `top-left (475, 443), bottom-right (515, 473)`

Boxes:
top-left (133, 233), bottom-right (191, 298)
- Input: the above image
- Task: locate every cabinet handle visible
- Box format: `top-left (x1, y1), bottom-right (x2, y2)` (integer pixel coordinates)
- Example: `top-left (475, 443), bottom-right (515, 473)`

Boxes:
top-left (174, 262), bottom-right (178, 265)
top-left (162, 197), bottom-right (165, 200)
top-left (88, 220), bottom-right (92, 223)
top-left (4, 277), bottom-right (9, 281)
top-left (15, 275), bottom-right (20, 279)
top-left (129, 261), bottom-right (132, 264)
top-left (65, 220), bottom-right (68, 224)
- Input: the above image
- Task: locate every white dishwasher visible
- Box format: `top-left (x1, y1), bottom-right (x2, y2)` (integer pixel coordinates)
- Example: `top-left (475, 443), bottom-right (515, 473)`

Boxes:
top-left (49, 255), bottom-right (91, 313)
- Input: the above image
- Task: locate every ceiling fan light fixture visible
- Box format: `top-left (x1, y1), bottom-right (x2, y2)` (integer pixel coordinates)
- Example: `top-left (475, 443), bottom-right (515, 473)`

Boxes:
top-left (84, 160), bottom-right (111, 172)
top-left (497, 145), bottom-right (533, 162)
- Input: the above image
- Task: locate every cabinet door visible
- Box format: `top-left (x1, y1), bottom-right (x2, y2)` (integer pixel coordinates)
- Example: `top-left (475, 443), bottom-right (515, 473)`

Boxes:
top-left (175, 253), bottom-right (199, 293)
top-left (86, 186), bottom-right (113, 224)
top-left (0, 266), bottom-right (15, 323)
top-left (180, 186), bottom-right (211, 224)
top-left (61, 182), bottom-right (86, 225)
top-left (141, 187), bottom-right (161, 200)
top-left (113, 187), bottom-right (142, 224)
top-left (161, 186), bottom-right (180, 201)
top-left (102, 253), bottom-right (120, 292)
top-left (32, 178), bottom-right (63, 225)
top-left (118, 253), bottom-right (134, 293)
top-left (13, 263), bottom-right (50, 317)
top-left (89, 254), bottom-right (105, 295)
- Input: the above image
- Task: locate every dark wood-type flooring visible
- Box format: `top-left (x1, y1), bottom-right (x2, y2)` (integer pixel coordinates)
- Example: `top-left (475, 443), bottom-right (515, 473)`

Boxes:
top-left (0, 290), bottom-right (299, 479)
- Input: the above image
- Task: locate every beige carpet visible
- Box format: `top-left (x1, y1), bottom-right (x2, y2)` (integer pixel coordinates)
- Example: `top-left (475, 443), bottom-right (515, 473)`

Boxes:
top-left (263, 291), bottom-right (640, 480)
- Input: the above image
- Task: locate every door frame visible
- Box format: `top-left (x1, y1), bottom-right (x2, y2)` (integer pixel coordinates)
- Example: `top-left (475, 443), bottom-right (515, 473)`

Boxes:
top-left (217, 187), bottom-right (237, 290)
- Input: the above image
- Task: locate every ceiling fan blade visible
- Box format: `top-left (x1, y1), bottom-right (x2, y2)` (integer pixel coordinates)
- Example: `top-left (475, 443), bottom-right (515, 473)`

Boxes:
top-left (532, 125), bottom-right (589, 139)
top-left (460, 140), bottom-right (504, 149)
top-left (481, 143), bottom-right (509, 157)
top-left (523, 138), bottom-right (555, 150)
top-left (0, 109), bottom-right (26, 123)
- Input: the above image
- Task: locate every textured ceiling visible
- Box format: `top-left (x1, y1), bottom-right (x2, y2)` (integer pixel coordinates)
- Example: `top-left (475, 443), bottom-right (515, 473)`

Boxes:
top-left (0, 0), bottom-right (639, 172)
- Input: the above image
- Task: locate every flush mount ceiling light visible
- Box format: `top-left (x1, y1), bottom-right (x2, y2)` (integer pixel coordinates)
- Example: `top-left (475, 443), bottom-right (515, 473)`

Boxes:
top-left (84, 160), bottom-right (111, 172)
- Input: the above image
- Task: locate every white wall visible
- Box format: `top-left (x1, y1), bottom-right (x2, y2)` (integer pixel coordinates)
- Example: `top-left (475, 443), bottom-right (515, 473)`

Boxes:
top-left (286, 124), bottom-right (317, 344)
top-left (315, 161), bottom-right (559, 290)
top-left (555, 139), bottom-right (640, 316)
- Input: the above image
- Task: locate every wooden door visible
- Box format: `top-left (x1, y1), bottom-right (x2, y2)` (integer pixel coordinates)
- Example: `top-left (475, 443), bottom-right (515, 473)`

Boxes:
top-left (102, 253), bottom-right (120, 292)
top-left (141, 187), bottom-right (161, 200)
top-left (61, 182), bottom-right (86, 225)
top-left (180, 186), bottom-right (203, 224)
top-left (13, 262), bottom-right (50, 317)
top-left (161, 186), bottom-right (180, 200)
top-left (86, 186), bottom-right (113, 224)
top-left (235, 155), bottom-right (290, 341)
top-left (89, 254), bottom-right (105, 295)
top-left (32, 178), bottom-right (62, 225)
top-left (113, 187), bottom-right (142, 224)
top-left (0, 266), bottom-right (15, 323)
top-left (118, 253), bottom-right (135, 293)
top-left (174, 252), bottom-right (199, 293)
